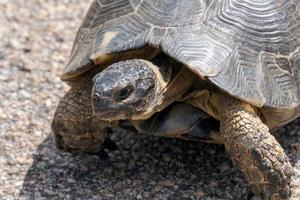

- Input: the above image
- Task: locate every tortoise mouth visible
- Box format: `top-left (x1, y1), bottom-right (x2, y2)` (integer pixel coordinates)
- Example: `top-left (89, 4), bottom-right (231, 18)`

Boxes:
top-left (92, 90), bottom-right (166, 122)
top-left (93, 110), bottom-right (121, 122)
top-left (92, 92), bottom-right (163, 122)
top-left (92, 95), bottom-right (132, 121)
top-left (92, 101), bottom-right (158, 122)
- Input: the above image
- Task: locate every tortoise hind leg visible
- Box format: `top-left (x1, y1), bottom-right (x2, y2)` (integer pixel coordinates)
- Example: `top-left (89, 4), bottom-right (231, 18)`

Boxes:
top-left (215, 94), bottom-right (293, 200)
top-left (51, 79), bottom-right (113, 155)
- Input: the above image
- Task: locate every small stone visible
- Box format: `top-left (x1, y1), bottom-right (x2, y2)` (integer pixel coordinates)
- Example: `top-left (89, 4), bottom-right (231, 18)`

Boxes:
top-left (194, 190), bottom-right (204, 199)
top-left (67, 178), bottom-right (76, 184)
top-left (159, 180), bottom-right (175, 187)
top-left (44, 189), bottom-right (56, 195)
top-left (154, 185), bottom-right (162, 192)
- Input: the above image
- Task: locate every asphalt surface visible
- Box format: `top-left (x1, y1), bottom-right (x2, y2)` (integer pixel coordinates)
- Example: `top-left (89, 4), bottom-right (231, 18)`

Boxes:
top-left (0, 1), bottom-right (299, 199)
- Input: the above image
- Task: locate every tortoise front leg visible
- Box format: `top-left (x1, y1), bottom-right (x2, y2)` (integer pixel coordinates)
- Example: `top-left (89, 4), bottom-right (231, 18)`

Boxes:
top-left (215, 94), bottom-right (293, 199)
top-left (187, 91), bottom-right (294, 199)
top-left (51, 81), bottom-right (114, 155)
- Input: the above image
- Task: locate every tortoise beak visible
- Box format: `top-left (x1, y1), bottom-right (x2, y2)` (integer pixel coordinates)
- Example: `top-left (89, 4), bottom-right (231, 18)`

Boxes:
top-left (92, 85), bottom-right (116, 121)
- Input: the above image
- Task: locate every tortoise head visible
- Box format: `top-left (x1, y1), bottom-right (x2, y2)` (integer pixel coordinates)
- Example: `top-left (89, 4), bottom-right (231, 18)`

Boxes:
top-left (92, 59), bottom-right (169, 121)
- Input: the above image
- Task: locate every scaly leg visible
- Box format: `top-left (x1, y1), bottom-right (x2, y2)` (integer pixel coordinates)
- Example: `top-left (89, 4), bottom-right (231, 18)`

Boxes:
top-left (187, 91), bottom-right (294, 199)
top-left (51, 77), bottom-right (113, 154)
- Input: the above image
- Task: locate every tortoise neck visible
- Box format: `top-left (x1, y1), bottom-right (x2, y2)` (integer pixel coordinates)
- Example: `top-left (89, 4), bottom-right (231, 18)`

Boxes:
top-left (156, 66), bottom-right (197, 112)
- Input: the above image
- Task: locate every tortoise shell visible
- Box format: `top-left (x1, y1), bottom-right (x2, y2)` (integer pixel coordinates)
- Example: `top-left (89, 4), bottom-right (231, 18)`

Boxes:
top-left (63, 0), bottom-right (300, 115)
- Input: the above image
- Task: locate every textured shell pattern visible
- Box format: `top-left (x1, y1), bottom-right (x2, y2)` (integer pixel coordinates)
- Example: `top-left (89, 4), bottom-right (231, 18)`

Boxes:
top-left (64, 0), bottom-right (300, 112)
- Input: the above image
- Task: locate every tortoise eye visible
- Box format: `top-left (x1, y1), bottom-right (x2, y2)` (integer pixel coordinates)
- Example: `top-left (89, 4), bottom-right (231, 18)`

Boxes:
top-left (115, 86), bottom-right (133, 101)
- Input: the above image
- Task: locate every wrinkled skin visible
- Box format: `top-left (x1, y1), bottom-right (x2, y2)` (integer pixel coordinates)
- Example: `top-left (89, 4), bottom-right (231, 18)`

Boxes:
top-left (52, 70), bottom-right (117, 156)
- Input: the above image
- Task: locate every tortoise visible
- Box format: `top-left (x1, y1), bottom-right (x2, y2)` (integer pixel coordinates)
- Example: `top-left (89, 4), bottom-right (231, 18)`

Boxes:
top-left (52, 0), bottom-right (300, 199)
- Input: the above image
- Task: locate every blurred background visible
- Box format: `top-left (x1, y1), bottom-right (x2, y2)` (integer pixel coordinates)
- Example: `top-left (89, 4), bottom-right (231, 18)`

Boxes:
top-left (0, 1), bottom-right (299, 199)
